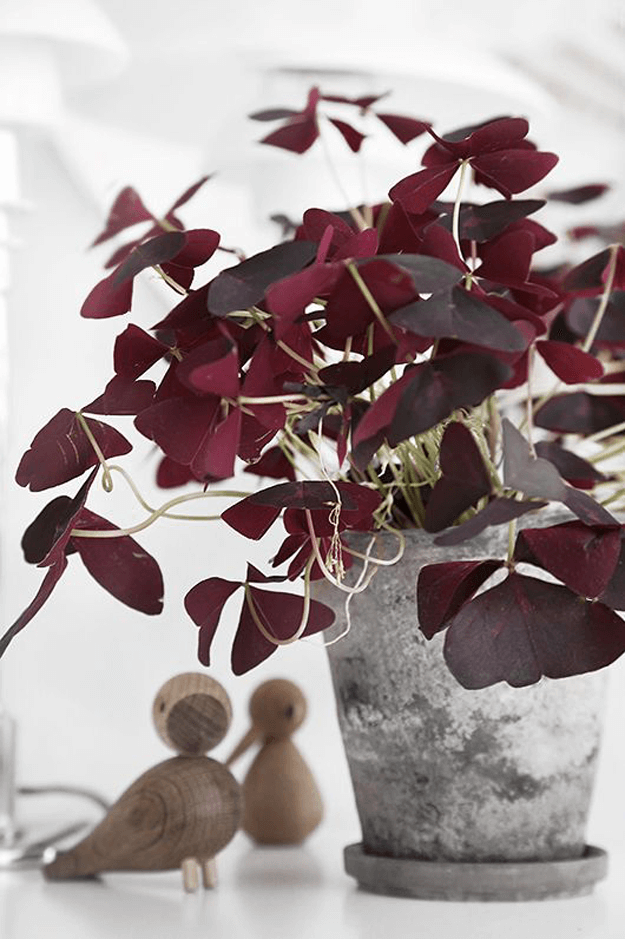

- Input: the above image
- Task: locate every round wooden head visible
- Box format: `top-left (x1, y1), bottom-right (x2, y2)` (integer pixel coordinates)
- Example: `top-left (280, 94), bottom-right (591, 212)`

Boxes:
top-left (152, 673), bottom-right (233, 756)
top-left (249, 678), bottom-right (307, 740)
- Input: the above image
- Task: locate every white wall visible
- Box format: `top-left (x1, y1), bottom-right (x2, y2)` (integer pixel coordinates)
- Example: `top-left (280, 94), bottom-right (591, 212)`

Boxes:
top-left (1, 0), bottom-right (624, 852)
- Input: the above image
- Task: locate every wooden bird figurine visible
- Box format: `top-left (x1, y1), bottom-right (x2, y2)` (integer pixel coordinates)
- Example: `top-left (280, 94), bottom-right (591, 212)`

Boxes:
top-left (226, 678), bottom-right (323, 845)
top-left (44, 673), bottom-right (242, 892)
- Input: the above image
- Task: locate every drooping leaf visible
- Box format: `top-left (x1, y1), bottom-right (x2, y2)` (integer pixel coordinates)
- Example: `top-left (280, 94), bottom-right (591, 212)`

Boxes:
top-left (514, 522), bottom-right (621, 598)
top-left (190, 407), bottom-right (242, 481)
top-left (207, 241), bottom-right (317, 316)
top-left (327, 117), bottom-right (366, 152)
top-left (156, 455), bottom-right (196, 489)
top-left (423, 422), bottom-right (492, 532)
top-left (91, 187), bottom-right (154, 247)
top-left (185, 577), bottom-right (242, 666)
top-left (243, 446), bottom-right (296, 481)
top-left (16, 410), bottom-right (132, 492)
top-left (134, 397), bottom-right (220, 467)
top-left (547, 183), bottom-right (609, 205)
top-left (417, 559), bottom-right (503, 638)
top-left (534, 440), bottom-right (606, 489)
top-left (71, 509), bottom-right (164, 614)
top-left (562, 486), bottom-right (620, 528)
top-left (0, 557), bottom-right (68, 659)
top-left (535, 340), bottom-right (603, 383)
top-left (434, 496), bottom-right (547, 546)
top-left (535, 392), bottom-right (625, 435)
top-left (376, 113), bottom-right (430, 144)
top-left (21, 468), bottom-right (98, 566)
top-left (443, 571), bottom-right (625, 688)
top-left (562, 248), bottom-right (612, 292)
top-left (599, 539), bottom-right (625, 610)
top-left (455, 199), bottom-right (545, 243)
top-left (373, 253), bottom-right (463, 293)
top-left (502, 418), bottom-right (567, 501)
top-left (114, 325), bottom-right (169, 379)
top-left (231, 586), bottom-right (334, 674)
top-left (80, 271), bottom-right (133, 319)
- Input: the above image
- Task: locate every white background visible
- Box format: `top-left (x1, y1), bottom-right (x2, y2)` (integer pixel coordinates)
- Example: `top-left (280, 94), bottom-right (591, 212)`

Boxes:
top-left (1, 1), bottom-right (625, 931)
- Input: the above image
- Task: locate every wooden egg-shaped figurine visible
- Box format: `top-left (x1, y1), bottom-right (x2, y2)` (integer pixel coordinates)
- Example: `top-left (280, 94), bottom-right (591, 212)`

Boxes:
top-left (226, 678), bottom-right (323, 845)
top-left (44, 673), bottom-right (242, 891)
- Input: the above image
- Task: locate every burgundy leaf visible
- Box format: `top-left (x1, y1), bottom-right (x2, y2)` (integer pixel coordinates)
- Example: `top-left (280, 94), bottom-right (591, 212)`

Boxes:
top-left (472, 149), bottom-right (559, 198)
top-left (260, 117), bottom-right (319, 154)
top-left (71, 509), bottom-right (164, 614)
top-left (250, 107), bottom-right (301, 121)
top-left (434, 496), bottom-right (547, 546)
top-left (390, 287), bottom-right (526, 353)
top-left (113, 231), bottom-right (186, 285)
top-left (176, 336), bottom-right (240, 398)
top-left (424, 422), bottom-right (492, 532)
top-left (231, 587), bottom-right (334, 674)
top-left (16, 410), bottom-right (132, 492)
top-left (502, 418), bottom-right (567, 501)
top-left (114, 325), bottom-right (169, 379)
top-left (184, 577), bottom-right (242, 666)
top-left (83, 375), bottom-right (156, 415)
top-left (443, 571), bottom-right (625, 688)
top-left (535, 340), bottom-right (603, 383)
top-left (456, 199), bottom-right (545, 243)
top-left (535, 392), bottom-right (625, 435)
top-left (376, 113), bottom-right (429, 144)
top-left (389, 163), bottom-right (458, 214)
top-left (0, 557), bottom-right (68, 658)
top-left (91, 187), bottom-right (154, 247)
top-left (327, 117), bottom-right (366, 152)
top-left (167, 175), bottom-right (212, 213)
top-left (135, 396), bottom-right (220, 466)
top-left (243, 446), bottom-right (296, 481)
top-left (373, 253), bottom-right (463, 293)
top-left (562, 248), bottom-right (613, 293)
top-left (318, 346), bottom-right (396, 395)
top-left (562, 486), bottom-right (620, 528)
top-left (191, 407), bottom-right (242, 481)
top-left (547, 183), bottom-right (609, 205)
top-left (417, 559), bottom-right (504, 638)
top-left (388, 353), bottom-right (511, 447)
top-left (208, 241), bottom-right (317, 316)
top-left (514, 521), bottom-right (621, 598)
top-left (599, 539), bottom-right (625, 610)
top-left (156, 455), bottom-right (196, 489)
top-left (534, 441), bottom-right (606, 489)
top-left (21, 468), bottom-right (97, 566)
top-left (221, 499), bottom-right (282, 540)
top-left (80, 271), bottom-right (133, 320)
top-left (166, 228), bottom-right (220, 269)
top-left (428, 117), bottom-right (530, 159)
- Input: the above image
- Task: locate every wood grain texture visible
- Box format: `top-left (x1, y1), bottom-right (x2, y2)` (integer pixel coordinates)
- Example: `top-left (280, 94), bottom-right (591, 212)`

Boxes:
top-left (152, 673), bottom-right (232, 756)
top-left (44, 756), bottom-right (242, 879)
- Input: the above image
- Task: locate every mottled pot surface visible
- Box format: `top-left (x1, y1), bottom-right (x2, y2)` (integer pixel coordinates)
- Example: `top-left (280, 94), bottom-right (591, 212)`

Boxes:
top-left (320, 526), bottom-right (608, 863)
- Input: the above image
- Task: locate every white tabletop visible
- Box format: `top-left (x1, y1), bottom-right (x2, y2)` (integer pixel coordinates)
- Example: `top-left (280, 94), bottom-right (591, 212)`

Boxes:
top-left (2, 823), bottom-right (624, 939)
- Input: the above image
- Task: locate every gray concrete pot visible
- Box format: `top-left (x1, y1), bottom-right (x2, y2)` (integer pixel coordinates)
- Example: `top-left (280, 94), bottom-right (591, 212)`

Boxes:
top-left (319, 527), bottom-right (609, 900)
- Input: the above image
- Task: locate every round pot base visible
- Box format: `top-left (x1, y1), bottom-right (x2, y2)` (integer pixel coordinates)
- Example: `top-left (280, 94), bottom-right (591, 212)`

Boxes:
top-left (344, 843), bottom-right (608, 901)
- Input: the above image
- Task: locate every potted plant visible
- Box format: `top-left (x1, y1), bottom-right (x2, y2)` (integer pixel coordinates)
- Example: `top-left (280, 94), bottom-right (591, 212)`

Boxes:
top-left (3, 88), bottom-right (625, 900)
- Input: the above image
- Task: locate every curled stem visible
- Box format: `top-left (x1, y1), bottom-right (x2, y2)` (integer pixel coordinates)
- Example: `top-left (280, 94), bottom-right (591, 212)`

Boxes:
top-left (243, 555), bottom-right (314, 646)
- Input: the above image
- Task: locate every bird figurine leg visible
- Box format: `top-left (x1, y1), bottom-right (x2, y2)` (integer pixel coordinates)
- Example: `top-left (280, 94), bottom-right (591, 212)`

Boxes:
top-left (181, 857), bottom-right (199, 893)
top-left (202, 857), bottom-right (217, 889)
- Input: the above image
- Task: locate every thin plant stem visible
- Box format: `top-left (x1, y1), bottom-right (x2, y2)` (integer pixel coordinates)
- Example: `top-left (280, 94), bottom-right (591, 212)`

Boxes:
top-left (347, 262), bottom-right (396, 342)
top-left (452, 160), bottom-right (469, 260)
top-left (243, 556), bottom-right (314, 646)
top-left (75, 412), bottom-right (113, 492)
top-left (582, 244), bottom-right (619, 353)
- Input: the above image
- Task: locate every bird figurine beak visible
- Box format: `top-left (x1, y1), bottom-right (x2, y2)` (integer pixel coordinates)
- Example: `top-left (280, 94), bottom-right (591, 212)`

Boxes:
top-left (225, 726), bottom-right (259, 767)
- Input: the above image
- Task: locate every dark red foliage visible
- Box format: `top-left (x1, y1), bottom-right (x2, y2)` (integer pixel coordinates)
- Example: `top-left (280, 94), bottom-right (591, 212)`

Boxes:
top-left (7, 89), bottom-right (625, 684)
top-left (442, 572), bottom-right (625, 688)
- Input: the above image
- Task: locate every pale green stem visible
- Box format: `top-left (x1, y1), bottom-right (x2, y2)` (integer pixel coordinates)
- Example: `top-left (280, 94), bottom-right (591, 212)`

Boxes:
top-left (153, 265), bottom-right (188, 296)
top-left (75, 412), bottom-right (113, 492)
top-left (243, 555), bottom-right (314, 646)
top-left (347, 263), bottom-right (396, 342)
top-left (452, 160), bottom-right (469, 260)
top-left (70, 489), bottom-right (251, 539)
top-left (582, 244), bottom-right (620, 353)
